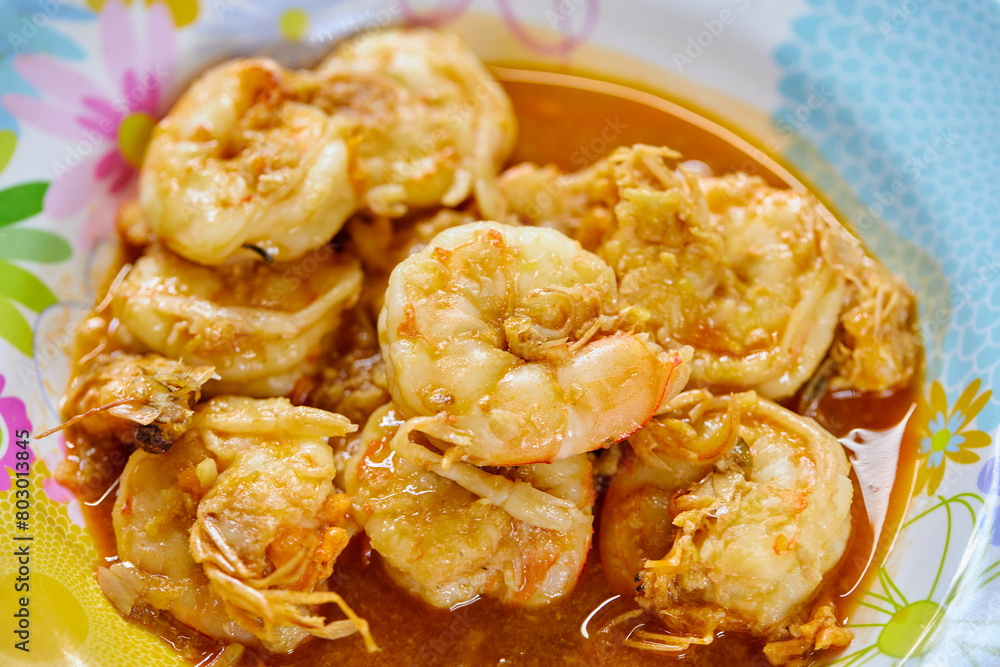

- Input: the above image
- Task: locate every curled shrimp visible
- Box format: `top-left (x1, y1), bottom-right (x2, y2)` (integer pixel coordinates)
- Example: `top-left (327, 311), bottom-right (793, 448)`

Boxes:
top-left (340, 404), bottom-right (594, 609)
top-left (299, 210), bottom-right (477, 434)
top-left (700, 171), bottom-right (917, 395)
top-left (141, 29), bottom-right (515, 266)
top-left (140, 58), bottom-right (356, 265)
top-left (318, 28), bottom-right (516, 220)
top-left (600, 390), bottom-right (853, 660)
top-left (99, 397), bottom-right (375, 654)
top-left (500, 145), bottom-right (919, 398)
top-left (378, 221), bottom-right (692, 466)
top-left (112, 244), bottom-right (362, 397)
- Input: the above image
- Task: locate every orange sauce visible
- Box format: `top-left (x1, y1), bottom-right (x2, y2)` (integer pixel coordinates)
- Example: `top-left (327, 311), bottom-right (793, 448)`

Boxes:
top-left (80, 68), bottom-right (919, 666)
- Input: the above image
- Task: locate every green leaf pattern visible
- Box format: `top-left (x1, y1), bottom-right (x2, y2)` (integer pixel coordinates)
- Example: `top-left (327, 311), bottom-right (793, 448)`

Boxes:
top-left (0, 182), bottom-right (50, 227)
top-left (0, 261), bottom-right (59, 313)
top-left (0, 135), bottom-right (72, 357)
top-left (0, 228), bottom-right (73, 263)
top-left (0, 131), bottom-right (15, 176)
top-left (0, 296), bottom-right (33, 357)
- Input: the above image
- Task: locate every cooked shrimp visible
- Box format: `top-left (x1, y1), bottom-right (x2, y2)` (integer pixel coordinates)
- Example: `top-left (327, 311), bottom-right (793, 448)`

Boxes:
top-left (501, 145), bottom-right (918, 398)
top-left (142, 30), bottom-right (515, 266)
top-left (140, 59), bottom-right (356, 265)
top-left (599, 390), bottom-right (853, 660)
top-left (112, 244), bottom-right (362, 397)
top-left (318, 28), bottom-right (516, 220)
top-left (50, 352), bottom-right (214, 501)
top-left (502, 147), bottom-right (843, 400)
top-left (703, 172), bottom-right (918, 396)
top-left (296, 210), bottom-right (476, 431)
top-left (819, 214), bottom-right (919, 393)
top-left (340, 404), bottom-right (593, 609)
top-left (379, 221), bottom-right (692, 466)
top-left (53, 352), bottom-right (215, 451)
top-left (98, 397), bottom-right (375, 653)
top-left (597, 447), bottom-right (713, 596)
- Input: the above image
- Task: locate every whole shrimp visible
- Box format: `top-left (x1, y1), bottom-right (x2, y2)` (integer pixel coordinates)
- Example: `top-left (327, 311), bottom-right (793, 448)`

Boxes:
top-left (318, 28), bottom-right (516, 221)
top-left (98, 397), bottom-right (376, 653)
top-left (297, 210), bottom-right (475, 430)
top-left (599, 390), bottom-right (853, 663)
top-left (379, 221), bottom-right (691, 469)
top-left (140, 59), bottom-right (355, 265)
top-left (112, 244), bottom-right (362, 397)
top-left (340, 404), bottom-right (594, 609)
top-left (500, 145), bottom-right (918, 398)
top-left (140, 29), bottom-right (515, 265)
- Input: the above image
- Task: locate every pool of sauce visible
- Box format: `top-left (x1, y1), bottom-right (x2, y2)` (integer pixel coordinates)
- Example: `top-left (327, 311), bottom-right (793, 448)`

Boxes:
top-left (80, 68), bottom-right (920, 666)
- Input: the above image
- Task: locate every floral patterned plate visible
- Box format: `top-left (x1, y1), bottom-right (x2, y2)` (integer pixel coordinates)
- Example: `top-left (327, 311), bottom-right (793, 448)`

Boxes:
top-left (0, 1), bottom-right (997, 665)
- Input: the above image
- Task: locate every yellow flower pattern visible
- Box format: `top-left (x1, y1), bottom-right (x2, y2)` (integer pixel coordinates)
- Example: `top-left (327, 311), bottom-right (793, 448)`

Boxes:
top-left (86, 0), bottom-right (199, 27)
top-left (0, 461), bottom-right (187, 666)
top-left (915, 379), bottom-right (993, 496)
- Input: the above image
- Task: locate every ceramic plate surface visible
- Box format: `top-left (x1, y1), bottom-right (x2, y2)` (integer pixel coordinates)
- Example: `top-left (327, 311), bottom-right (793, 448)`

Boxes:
top-left (0, 1), bottom-right (997, 665)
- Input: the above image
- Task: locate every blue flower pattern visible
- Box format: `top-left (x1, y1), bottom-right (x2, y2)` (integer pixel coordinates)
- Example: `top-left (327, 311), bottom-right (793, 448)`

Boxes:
top-left (0, 0), bottom-right (94, 133)
top-left (921, 412), bottom-right (966, 469)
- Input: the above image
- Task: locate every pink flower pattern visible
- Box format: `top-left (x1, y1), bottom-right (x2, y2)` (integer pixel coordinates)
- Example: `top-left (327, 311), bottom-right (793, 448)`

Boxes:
top-left (2, 1), bottom-right (177, 245)
top-left (0, 373), bottom-right (33, 492)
